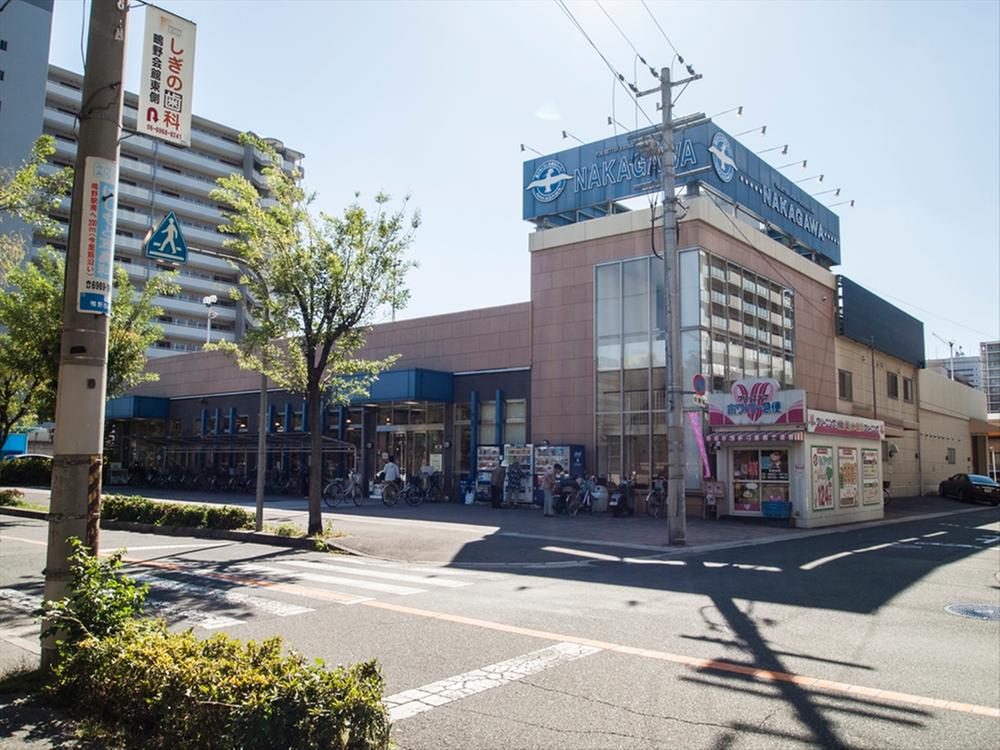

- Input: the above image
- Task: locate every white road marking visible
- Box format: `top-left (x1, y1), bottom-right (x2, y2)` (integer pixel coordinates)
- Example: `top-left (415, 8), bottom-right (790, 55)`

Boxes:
top-left (541, 546), bottom-right (621, 562)
top-left (500, 531), bottom-right (671, 553)
top-left (321, 556), bottom-right (484, 577)
top-left (234, 563), bottom-right (426, 596)
top-left (274, 559), bottom-right (471, 588)
top-left (921, 531), bottom-right (948, 538)
top-left (133, 573), bottom-right (314, 619)
top-left (118, 543), bottom-right (234, 551)
top-left (385, 642), bottom-right (602, 722)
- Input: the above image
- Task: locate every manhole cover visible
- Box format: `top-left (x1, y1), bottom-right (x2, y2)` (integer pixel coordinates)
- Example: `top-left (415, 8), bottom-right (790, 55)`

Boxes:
top-left (945, 604), bottom-right (1000, 621)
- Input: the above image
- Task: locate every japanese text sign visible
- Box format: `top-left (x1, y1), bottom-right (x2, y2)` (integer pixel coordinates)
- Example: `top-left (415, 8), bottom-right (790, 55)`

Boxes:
top-left (139, 8), bottom-right (196, 147)
top-left (77, 157), bottom-right (118, 315)
top-left (708, 378), bottom-right (806, 426)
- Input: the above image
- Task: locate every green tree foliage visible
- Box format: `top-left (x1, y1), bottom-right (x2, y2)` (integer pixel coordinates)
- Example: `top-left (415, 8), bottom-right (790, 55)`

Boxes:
top-left (0, 134), bottom-right (73, 239)
top-left (209, 134), bottom-right (418, 535)
top-left (0, 246), bottom-right (179, 450)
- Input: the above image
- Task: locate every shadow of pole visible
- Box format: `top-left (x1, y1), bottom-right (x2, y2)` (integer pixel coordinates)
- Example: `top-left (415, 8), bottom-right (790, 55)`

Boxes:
top-left (710, 595), bottom-right (844, 748)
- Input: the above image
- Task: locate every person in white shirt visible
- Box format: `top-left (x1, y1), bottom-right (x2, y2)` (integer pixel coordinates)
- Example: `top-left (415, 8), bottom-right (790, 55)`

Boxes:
top-left (382, 456), bottom-right (401, 488)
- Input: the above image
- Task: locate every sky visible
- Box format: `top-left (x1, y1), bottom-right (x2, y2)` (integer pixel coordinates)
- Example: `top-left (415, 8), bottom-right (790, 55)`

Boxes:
top-left (46, 0), bottom-right (1000, 362)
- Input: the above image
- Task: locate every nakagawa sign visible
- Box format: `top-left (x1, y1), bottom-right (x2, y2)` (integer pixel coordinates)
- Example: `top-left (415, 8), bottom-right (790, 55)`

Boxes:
top-left (522, 120), bottom-right (841, 265)
top-left (138, 7), bottom-right (196, 147)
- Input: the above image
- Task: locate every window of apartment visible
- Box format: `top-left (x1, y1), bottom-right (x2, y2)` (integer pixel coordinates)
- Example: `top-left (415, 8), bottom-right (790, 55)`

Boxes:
top-left (838, 370), bottom-right (853, 401)
top-left (0, 40), bottom-right (8, 51)
top-left (0, 70), bottom-right (5, 81)
top-left (237, 415), bottom-right (249, 433)
top-left (946, 447), bottom-right (956, 465)
top-left (903, 377), bottom-right (913, 403)
top-left (887, 372), bottom-right (899, 399)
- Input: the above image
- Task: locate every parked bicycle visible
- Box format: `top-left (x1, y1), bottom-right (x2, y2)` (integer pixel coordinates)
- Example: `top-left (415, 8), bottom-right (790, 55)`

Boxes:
top-left (323, 469), bottom-right (365, 508)
top-left (568, 476), bottom-right (597, 516)
top-left (397, 472), bottom-right (445, 507)
top-left (645, 476), bottom-right (666, 519)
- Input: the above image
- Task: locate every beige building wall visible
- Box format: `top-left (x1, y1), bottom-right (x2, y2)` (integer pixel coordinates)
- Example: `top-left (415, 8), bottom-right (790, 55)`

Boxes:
top-left (918, 370), bottom-right (987, 494)
top-left (834, 339), bottom-right (920, 495)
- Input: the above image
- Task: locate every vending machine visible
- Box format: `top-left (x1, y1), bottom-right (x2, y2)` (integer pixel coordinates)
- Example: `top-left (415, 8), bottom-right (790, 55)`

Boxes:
top-left (476, 445), bottom-right (501, 500)
top-left (502, 444), bottom-right (534, 505)
top-left (533, 444), bottom-right (585, 482)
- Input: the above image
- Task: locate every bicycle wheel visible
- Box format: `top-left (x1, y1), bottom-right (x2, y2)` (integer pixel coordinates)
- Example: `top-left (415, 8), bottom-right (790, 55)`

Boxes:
top-left (429, 485), bottom-right (444, 503)
top-left (645, 492), bottom-right (663, 519)
top-left (322, 481), bottom-right (341, 509)
top-left (351, 483), bottom-right (365, 506)
top-left (405, 486), bottom-right (424, 507)
top-left (382, 483), bottom-right (399, 506)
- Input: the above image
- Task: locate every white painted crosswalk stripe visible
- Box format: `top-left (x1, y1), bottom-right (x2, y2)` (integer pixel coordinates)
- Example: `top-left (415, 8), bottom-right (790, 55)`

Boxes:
top-left (132, 573), bottom-right (314, 619)
top-left (273, 559), bottom-right (472, 588)
top-left (385, 642), bottom-right (602, 721)
top-left (234, 563), bottom-right (426, 596)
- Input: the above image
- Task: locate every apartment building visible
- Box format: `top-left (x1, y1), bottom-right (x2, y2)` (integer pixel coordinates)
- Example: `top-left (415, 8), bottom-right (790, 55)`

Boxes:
top-left (981, 341), bottom-right (1000, 418)
top-left (0, 0), bottom-right (303, 356)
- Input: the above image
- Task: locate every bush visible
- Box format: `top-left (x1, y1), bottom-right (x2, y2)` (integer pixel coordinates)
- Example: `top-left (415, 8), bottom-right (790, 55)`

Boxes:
top-left (0, 488), bottom-right (26, 506)
top-left (43, 538), bottom-right (390, 749)
top-left (101, 495), bottom-right (253, 530)
top-left (0, 456), bottom-right (52, 486)
top-left (52, 622), bottom-right (390, 749)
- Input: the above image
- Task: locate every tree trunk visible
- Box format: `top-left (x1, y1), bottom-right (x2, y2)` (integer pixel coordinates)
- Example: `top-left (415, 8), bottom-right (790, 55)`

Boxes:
top-left (307, 384), bottom-right (323, 536)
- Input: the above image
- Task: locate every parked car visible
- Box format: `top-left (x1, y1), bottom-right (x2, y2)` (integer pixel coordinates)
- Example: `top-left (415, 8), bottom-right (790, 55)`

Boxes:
top-left (938, 474), bottom-right (1000, 506)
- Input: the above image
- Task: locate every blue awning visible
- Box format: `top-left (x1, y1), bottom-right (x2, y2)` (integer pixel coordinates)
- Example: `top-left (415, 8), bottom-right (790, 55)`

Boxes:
top-left (105, 396), bottom-right (170, 419)
top-left (356, 369), bottom-right (453, 404)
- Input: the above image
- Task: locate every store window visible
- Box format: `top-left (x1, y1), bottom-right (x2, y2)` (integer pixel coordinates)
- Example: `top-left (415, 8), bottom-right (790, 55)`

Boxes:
top-left (838, 370), bottom-right (853, 401)
top-left (903, 377), bottom-right (913, 403)
top-left (731, 447), bottom-right (789, 514)
top-left (505, 399), bottom-right (527, 445)
top-left (237, 415), bottom-right (249, 433)
top-left (478, 401), bottom-right (497, 446)
top-left (887, 372), bottom-right (899, 399)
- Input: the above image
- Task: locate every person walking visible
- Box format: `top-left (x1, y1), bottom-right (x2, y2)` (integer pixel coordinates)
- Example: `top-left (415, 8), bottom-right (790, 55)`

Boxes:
top-left (382, 455), bottom-right (401, 490)
top-left (542, 462), bottom-right (562, 517)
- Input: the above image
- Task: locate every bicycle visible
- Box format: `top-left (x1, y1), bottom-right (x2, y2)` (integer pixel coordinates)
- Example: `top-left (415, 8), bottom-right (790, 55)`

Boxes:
top-left (568, 476), bottom-right (597, 516)
top-left (380, 480), bottom-right (401, 506)
top-left (645, 477), bottom-right (666, 519)
top-left (323, 470), bottom-right (365, 508)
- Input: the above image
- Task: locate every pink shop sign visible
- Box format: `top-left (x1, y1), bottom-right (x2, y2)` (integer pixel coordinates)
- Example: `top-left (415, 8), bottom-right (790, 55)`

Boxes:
top-left (806, 410), bottom-right (885, 441)
top-left (708, 378), bottom-right (806, 426)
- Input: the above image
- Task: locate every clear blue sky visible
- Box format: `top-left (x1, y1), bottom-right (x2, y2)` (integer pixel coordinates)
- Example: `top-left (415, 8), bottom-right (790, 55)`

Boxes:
top-left (48, 0), bottom-right (999, 361)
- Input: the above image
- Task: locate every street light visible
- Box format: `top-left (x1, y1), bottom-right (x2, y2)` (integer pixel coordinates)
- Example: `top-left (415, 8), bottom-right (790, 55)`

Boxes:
top-left (202, 294), bottom-right (218, 344)
top-left (757, 144), bottom-right (788, 156)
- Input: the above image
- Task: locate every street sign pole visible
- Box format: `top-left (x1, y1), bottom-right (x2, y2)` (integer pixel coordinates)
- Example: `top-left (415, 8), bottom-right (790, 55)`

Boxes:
top-left (42, 0), bottom-right (128, 671)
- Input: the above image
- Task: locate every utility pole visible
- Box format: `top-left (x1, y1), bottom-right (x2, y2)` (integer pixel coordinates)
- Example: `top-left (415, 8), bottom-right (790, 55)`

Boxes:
top-left (638, 65), bottom-right (700, 545)
top-left (42, 0), bottom-right (128, 670)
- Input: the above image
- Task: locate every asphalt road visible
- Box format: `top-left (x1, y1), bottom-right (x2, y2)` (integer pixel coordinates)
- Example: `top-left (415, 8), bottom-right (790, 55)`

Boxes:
top-left (2, 507), bottom-right (999, 749)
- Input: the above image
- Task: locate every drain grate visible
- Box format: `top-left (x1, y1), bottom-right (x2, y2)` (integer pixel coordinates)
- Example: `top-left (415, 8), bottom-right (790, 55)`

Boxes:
top-left (945, 604), bottom-right (1000, 622)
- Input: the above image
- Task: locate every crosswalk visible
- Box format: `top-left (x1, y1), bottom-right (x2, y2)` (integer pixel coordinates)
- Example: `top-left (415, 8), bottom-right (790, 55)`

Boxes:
top-left (0, 554), bottom-right (488, 638)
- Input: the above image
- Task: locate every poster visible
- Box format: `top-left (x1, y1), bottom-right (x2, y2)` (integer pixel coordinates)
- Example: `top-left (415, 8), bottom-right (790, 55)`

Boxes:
top-left (861, 449), bottom-right (880, 505)
top-left (760, 449), bottom-right (789, 480)
top-left (811, 446), bottom-right (834, 510)
top-left (838, 447), bottom-right (858, 507)
top-left (139, 8), bottom-right (197, 146)
top-left (704, 480), bottom-right (725, 507)
top-left (76, 157), bottom-right (118, 314)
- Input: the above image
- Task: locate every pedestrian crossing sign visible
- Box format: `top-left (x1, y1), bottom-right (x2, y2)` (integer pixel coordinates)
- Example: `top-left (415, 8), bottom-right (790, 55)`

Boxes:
top-left (144, 211), bottom-right (188, 263)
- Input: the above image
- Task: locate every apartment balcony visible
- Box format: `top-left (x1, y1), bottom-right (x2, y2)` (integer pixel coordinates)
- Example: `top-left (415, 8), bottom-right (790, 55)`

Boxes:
top-left (159, 320), bottom-right (235, 344)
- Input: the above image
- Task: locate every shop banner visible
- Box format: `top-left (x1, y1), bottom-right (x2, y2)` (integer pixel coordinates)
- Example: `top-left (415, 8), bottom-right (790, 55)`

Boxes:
top-left (861, 449), bottom-right (881, 505)
top-left (807, 410), bottom-right (884, 441)
top-left (838, 447), bottom-right (859, 507)
top-left (687, 412), bottom-right (712, 478)
top-left (139, 8), bottom-right (197, 147)
top-left (709, 379), bottom-right (806, 426)
top-left (76, 157), bottom-right (118, 314)
top-left (811, 446), bottom-right (834, 511)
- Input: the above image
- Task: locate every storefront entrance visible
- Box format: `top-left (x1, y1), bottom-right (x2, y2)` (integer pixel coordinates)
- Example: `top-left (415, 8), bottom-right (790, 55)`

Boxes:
top-left (373, 402), bottom-right (445, 478)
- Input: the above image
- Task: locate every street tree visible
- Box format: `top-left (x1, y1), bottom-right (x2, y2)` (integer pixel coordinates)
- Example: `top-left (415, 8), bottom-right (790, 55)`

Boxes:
top-left (0, 135), bottom-right (73, 239)
top-left (0, 247), bottom-right (179, 450)
top-left (209, 134), bottom-right (418, 535)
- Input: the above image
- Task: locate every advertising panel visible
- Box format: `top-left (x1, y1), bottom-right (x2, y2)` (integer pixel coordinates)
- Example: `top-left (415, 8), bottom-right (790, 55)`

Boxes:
top-left (811, 446), bottom-right (834, 511)
top-left (522, 120), bottom-right (841, 264)
top-left (708, 378), bottom-right (806, 426)
top-left (807, 410), bottom-right (884, 441)
top-left (138, 8), bottom-right (197, 147)
top-left (76, 157), bottom-right (118, 314)
top-left (861, 449), bottom-right (881, 505)
top-left (838, 447), bottom-right (859, 507)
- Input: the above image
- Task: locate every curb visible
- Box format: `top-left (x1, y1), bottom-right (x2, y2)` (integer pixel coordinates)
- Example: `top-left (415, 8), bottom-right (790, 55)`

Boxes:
top-left (0, 506), bottom-right (357, 555)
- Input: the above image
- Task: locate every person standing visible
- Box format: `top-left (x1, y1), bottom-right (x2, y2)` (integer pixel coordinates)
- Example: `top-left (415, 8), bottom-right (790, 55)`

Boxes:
top-left (382, 455), bottom-right (401, 489)
top-left (542, 462), bottom-right (562, 517)
top-left (490, 461), bottom-right (506, 508)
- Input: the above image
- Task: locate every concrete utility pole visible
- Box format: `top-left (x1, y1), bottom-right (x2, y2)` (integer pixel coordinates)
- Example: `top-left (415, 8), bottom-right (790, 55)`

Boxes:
top-left (42, 0), bottom-right (128, 670)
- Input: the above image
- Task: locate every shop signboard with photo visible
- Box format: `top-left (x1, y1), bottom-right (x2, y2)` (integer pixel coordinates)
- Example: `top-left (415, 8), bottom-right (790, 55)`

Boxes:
top-left (838, 447), bottom-right (859, 507)
top-left (811, 446), bottom-right (834, 510)
top-left (861, 449), bottom-right (880, 505)
top-left (708, 379), bottom-right (806, 427)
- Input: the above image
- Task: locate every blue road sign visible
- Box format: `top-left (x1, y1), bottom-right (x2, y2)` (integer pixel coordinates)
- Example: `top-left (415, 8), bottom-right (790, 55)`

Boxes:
top-left (145, 211), bottom-right (188, 263)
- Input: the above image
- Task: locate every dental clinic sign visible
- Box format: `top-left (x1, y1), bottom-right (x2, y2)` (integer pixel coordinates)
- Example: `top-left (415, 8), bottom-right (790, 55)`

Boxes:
top-left (523, 121), bottom-right (841, 265)
top-left (138, 8), bottom-right (196, 147)
top-left (708, 378), bottom-right (806, 426)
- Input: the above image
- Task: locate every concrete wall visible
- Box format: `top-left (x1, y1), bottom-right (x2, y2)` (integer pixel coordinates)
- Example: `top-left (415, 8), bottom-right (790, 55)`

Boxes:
top-left (918, 369), bottom-right (987, 493)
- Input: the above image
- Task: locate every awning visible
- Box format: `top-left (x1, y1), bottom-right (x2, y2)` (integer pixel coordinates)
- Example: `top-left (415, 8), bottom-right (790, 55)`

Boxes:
top-left (709, 430), bottom-right (805, 444)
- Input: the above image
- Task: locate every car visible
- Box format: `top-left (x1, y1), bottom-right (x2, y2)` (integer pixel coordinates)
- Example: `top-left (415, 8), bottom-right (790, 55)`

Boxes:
top-left (938, 473), bottom-right (1000, 506)
top-left (0, 453), bottom-right (53, 462)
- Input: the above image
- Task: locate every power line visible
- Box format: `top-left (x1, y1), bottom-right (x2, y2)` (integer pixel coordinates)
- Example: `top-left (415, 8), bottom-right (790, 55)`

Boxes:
top-left (552, 0), bottom-right (658, 131)
top-left (852, 286), bottom-right (997, 339)
top-left (595, 0), bottom-right (657, 78)
top-left (640, 0), bottom-right (682, 60)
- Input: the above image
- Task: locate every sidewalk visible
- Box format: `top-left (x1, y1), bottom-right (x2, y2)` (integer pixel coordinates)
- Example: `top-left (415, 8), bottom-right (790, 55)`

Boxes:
top-left (4, 484), bottom-right (995, 564)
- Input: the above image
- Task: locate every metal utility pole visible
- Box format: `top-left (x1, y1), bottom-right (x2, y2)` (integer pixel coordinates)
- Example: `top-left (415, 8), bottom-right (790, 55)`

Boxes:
top-left (42, 0), bottom-right (128, 670)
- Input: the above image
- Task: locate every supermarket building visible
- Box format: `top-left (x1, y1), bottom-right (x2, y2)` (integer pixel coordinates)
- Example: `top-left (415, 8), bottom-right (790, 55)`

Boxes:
top-left (119, 122), bottom-right (991, 527)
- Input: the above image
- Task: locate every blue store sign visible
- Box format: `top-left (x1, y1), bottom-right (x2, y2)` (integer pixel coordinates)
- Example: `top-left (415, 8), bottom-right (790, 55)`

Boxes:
top-left (522, 120), bottom-right (841, 266)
